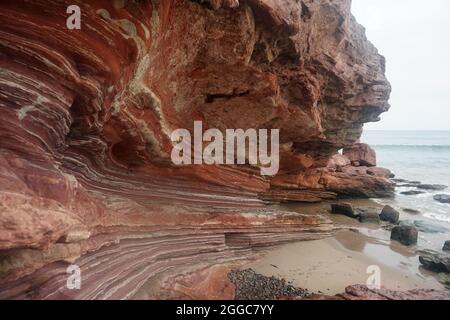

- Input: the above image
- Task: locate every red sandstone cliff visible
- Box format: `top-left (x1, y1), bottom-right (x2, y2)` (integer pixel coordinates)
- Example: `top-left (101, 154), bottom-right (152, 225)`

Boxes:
top-left (0, 0), bottom-right (394, 299)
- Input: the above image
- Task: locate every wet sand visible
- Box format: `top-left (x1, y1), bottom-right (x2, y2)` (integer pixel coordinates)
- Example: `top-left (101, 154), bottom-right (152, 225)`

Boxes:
top-left (244, 229), bottom-right (445, 295)
top-left (275, 198), bottom-right (450, 251)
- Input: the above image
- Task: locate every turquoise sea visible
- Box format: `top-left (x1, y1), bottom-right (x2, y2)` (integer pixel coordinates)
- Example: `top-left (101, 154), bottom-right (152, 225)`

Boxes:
top-left (362, 130), bottom-right (450, 229)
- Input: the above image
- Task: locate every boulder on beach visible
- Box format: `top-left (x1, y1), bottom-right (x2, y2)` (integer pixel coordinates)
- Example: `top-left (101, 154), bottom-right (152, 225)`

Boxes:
top-left (417, 184), bottom-right (448, 191)
top-left (379, 205), bottom-right (400, 223)
top-left (400, 190), bottom-right (425, 196)
top-left (444, 241), bottom-right (450, 251)
top-left (391, 225), bottom-right (418, 246)
top-left (418, 250), bottom-right (450, 273)
top-left (358, 210), bottom-right (380, 224)
top-left (434, 194), bottom-right (450, 204)
top-left (330, 203), bottom-right (358, 219)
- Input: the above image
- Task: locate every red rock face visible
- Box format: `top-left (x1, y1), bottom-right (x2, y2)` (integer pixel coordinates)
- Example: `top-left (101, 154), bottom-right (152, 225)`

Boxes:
top-left (307, 285), bottom-right (450, 300)
top-left (0, 0), bottom-right (393, 299)
top-left (343, 143), bottom-right (377, 167)
top-left (300, 285), bottom-right (450, 300)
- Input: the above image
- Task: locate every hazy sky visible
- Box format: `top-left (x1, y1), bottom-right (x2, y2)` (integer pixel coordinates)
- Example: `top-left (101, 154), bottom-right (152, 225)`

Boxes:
top-left (351, 0), bottom-right (450, 130)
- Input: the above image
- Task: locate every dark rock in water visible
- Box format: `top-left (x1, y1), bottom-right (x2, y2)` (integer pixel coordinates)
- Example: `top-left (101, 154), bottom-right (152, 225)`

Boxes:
top-left (436, 273), bottom-right (450, 288)
top-left (397, 183), bottom-right (422, 187)
top-left (331, 203), bottom-right (358, 219)
top-left (401, 190), bottom-right (425, 196)
top-left (434, 194), bottom-right (450, 204)
top-left (396, 180), bottom-right (421, 187)
top-left (443, 241), bottom-right (450, 251)
top-left (389, 173), bottom-right (396, 178)
top-left (391, 225), bottom-right (418, 246)
top-left (358, 210), bottom-right (380, 224)
top-left (392, 179), bottom-right (422, 186)
top-left (413, 220), bottom-right (449, 234)
top-left (417, 184), bottom-right (448, 191)
top-left (392, 179), bottom-right (408, 183)
top-left (403, 208), bottom-right (420, 215)
top-left (418, 250), bottom-right (450, 273)
top-left (380, 205), bottom-right (400, 223)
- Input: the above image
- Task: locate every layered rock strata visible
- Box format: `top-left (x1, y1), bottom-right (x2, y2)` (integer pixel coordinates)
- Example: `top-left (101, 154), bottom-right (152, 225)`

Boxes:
top-left (0, 0), bottom-right (392, 299)
top-left (306, 285), bottom-right (450, 300)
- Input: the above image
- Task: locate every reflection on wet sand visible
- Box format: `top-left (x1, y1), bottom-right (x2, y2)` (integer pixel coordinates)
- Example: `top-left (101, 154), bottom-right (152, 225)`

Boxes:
top-left (259, 199), bottom-right (449, 293)
top-left (243, 230), bottom-right (445, 295)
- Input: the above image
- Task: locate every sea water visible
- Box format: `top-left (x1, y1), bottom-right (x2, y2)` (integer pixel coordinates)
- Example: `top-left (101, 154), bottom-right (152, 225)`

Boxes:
top-left (362, 131), bottom-right (450, 243)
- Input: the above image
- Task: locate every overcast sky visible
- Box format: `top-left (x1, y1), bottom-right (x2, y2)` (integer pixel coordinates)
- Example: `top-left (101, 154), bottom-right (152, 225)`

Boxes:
top-left (351, 0), bottom-right (450, 130)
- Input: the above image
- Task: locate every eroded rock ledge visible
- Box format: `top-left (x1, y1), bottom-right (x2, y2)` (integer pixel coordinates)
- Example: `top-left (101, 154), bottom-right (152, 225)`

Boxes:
top-left (0, 0), bottom-right (392, 299)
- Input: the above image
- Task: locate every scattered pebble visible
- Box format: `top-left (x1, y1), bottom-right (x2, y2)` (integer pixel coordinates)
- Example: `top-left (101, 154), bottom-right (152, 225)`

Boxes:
top-left (228, 269), bottom-right (310, 300)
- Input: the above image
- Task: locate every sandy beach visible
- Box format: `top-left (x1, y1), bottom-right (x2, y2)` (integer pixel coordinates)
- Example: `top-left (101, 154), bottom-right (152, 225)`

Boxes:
top-left (243, 196), bottom-right (450, 297)
top-left (243, 230), bottom-right (445, 294)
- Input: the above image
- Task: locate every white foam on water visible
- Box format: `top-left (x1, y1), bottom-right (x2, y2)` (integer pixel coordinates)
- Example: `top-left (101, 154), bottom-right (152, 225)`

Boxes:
top-left (423, 212), bottom-right (450, 224)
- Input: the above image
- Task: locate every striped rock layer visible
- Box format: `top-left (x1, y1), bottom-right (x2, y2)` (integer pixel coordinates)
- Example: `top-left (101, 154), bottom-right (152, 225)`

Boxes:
top-left (0, 0), bottom-right (392, 299)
